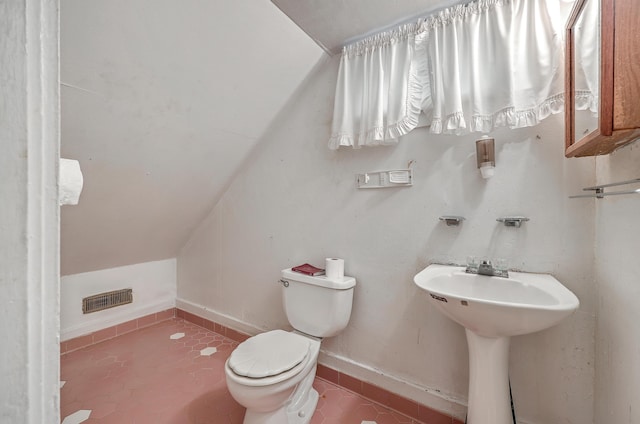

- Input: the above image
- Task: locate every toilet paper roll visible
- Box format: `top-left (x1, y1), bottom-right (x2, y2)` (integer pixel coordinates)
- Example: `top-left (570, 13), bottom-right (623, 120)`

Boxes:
top-left (325, 258), bottom-right (344, 280)
top-left (59, 158), bottom-right (84, 206)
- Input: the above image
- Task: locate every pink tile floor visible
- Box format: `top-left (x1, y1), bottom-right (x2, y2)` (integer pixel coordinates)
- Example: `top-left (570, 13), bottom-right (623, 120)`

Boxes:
top-left (61, 318), bottom-right (424, 423)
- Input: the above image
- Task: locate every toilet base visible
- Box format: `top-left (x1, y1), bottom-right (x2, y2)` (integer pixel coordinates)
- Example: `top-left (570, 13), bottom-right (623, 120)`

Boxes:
top-left (243, 388), bottom-right (318, 424)
top-left (288, 387), bottom-right (318, 424)
top-left (242, 365), bottom-right (319, 424)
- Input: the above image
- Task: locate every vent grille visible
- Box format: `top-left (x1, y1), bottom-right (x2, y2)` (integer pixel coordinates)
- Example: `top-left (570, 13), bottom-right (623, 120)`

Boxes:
top-left (83, 289), bottom-right (133, 314)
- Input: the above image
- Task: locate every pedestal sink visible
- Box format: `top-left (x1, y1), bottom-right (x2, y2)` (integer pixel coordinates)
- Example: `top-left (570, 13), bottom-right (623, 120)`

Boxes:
top-left (414, 264), bottom-right (579, 424)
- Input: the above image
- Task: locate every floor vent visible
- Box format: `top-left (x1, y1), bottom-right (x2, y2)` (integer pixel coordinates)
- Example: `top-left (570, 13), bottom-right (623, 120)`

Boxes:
top-left (83, 289), bottom-right (133, 314)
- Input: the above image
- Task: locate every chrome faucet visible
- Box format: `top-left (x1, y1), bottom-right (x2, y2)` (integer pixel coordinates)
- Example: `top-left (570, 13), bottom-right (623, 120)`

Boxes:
top-left (465, 259), bottom-right (509, 278)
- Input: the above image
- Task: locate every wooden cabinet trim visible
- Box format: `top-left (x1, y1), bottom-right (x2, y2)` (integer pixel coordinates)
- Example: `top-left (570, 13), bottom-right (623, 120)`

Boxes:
top-left (565, 0), bottom-right (640, 158)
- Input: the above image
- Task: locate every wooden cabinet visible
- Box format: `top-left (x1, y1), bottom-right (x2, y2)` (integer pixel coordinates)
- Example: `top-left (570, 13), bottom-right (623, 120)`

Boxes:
top-left (565, 0), bottom-right (640, 158)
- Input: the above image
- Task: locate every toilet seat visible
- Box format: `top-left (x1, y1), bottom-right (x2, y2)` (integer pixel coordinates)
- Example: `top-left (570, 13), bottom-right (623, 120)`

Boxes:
top-left (227, 330), bottom-right (310, 386)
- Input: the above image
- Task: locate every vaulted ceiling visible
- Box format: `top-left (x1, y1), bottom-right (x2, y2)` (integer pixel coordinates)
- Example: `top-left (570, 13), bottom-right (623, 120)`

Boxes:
top-left (60, 0), bottom-right (464, 275)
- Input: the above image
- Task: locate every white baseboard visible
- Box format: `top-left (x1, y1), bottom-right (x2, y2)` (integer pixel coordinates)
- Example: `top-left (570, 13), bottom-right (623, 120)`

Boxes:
top-left (61, 297), bottom-right (175, 341)
top-left (175, 297), bottom-right (467, 421)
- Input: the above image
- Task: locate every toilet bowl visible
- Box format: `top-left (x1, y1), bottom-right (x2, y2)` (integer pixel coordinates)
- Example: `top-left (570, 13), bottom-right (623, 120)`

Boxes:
top-left (224, 268), bottom-right (356, 424)
top-left (225, 330), bottom-right (321, 424)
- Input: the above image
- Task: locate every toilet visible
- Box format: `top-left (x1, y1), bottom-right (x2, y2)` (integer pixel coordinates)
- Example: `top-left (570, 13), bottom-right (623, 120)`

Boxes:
top-left (224, 267), bottom-right (356, 424)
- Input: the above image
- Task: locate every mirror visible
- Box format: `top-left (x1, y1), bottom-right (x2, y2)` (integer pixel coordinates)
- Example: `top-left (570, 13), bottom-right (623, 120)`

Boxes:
top-left (565, 0), bottom-right (612, 156)
top-left (565, 0), bottom-right (640, 157)
top-left (572, 0), bottom-right (600, 145)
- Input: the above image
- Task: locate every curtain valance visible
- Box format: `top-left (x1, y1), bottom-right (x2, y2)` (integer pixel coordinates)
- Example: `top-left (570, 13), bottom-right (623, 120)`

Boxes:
top-left (329, 0), bottom-right (571, 148)
top-left (328, 23), bottom-right (429, 149)
top-left (423, 0), bottom-right (565, 135)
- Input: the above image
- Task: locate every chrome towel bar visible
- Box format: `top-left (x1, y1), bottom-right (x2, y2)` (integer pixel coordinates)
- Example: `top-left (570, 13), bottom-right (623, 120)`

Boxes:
top-left (570, 178), bottom-right (640, 199)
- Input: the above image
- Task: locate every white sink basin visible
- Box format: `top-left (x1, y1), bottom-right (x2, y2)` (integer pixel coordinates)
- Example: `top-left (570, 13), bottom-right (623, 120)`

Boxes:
top-left (414, 264), bottom-right (579, 337)
top-left (414, 264), bottom-right (579, 423)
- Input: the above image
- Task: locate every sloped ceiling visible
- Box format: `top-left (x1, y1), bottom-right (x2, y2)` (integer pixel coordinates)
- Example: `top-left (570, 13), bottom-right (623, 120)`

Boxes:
top-left (271, 0), bottom-right (466, 54)
top-left (60, 0), bottom-right (323, 275)
top-left (60, 0), bottom-right (464, 276)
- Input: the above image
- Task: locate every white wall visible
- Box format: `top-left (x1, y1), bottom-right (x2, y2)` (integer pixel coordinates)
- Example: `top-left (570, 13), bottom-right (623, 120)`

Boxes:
top-left (594, 140), bottom-right (640, 424)
top-left (0, 0), bottom-right (60, 421)
top-left (60, 0), bottom-right (323, 275)
top-left (61, 259), bottom-right (177, 341)
top-left (177, 55), bottom-right (597, 423)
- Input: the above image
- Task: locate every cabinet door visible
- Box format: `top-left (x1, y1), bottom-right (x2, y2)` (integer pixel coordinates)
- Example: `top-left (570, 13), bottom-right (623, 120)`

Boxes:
top-left (565, 0), bottom-right (640, 158)
top-left (613, 0), bottom-right (640, 130)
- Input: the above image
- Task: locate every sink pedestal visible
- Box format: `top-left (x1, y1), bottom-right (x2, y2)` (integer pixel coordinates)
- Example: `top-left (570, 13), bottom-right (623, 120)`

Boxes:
top-left (466, 329), bottom-right (512, 424)
top-left (413, 264), bottom-right (580, 424)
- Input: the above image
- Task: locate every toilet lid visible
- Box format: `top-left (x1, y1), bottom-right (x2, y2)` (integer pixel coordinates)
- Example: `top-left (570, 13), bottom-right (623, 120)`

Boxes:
top-left (228, 330), bottom-right (310, 378)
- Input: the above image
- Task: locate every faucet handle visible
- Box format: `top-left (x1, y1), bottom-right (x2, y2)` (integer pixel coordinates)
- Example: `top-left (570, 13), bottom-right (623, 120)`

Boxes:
top-left (465, 257), bottom-right (509, 278)
top-left (494, 258), bottom-right (508, 272)
top-left (466, 256), bottom-right (479, 271)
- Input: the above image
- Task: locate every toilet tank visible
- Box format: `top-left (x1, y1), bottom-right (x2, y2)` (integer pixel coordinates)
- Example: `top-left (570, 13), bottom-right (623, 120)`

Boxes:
top-left (280, 268), bottom-right (356, 338)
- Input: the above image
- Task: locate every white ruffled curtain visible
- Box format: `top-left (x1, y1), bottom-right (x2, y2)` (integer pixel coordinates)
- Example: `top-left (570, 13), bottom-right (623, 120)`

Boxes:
top-left (328, 24), bottom-right (429, 149)
top-left (425, 0), bottom-right (565, 134)
top-left (330, 0), bottom-right (570, 147)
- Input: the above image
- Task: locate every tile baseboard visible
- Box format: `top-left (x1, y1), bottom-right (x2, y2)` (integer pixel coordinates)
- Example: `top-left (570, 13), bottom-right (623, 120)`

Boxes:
top-left (60, 306), bottom-right (463, 424)
top-left (176, 308), bottom-right (463, 424)
top-left (60, 308), bottom-right (176, 355)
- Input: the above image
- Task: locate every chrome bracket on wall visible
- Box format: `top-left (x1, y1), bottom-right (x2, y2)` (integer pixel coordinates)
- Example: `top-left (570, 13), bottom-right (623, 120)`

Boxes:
top-left (439, 216), bottom-right (465, 226)
top-left (569, 178), bottom-right (640, 199)
top-left (497, 217), bottom-right (529, 227)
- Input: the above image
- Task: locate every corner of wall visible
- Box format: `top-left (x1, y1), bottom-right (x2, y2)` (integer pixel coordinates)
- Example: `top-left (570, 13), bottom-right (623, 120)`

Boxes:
top-left (593, 139), bottom-right (640, 424)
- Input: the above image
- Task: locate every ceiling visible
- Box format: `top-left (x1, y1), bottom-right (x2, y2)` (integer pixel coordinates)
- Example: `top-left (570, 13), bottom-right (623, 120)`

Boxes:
top-left (271, 0), bottom-right (466, 54)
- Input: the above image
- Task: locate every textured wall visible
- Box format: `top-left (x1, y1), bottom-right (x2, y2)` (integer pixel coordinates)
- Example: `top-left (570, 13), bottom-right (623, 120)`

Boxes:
top-left (594, 141), bottom-right (640, 424)
top-left (0, 0), bottom-right (60, 421)
top-left (177, 55), bottom-right (597, 423)
top-left (60, 0), bottom-right (323, 275)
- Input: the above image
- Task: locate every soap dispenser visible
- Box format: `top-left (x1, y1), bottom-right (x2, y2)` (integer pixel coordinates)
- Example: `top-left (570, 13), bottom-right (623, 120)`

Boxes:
top-left (476, 135), bottom-right (495, 179)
